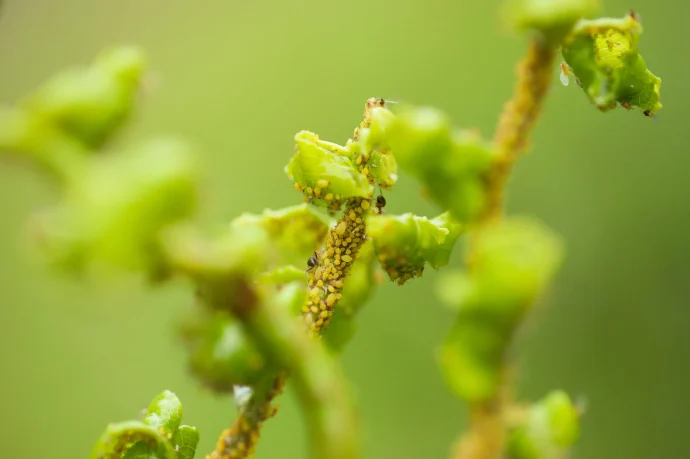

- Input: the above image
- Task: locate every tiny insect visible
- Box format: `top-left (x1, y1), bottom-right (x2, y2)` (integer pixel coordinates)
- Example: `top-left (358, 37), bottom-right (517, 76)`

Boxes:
top-left (376, 194), bottom-right (387, 214)
top-left (305, 250), bottom-right (323, 282)
top-left (630, 9), bottom-right (641, 23)
top-left (307, 250), bottom-right (320, 270)
top-left (559, 62), bottom-right (573, 87)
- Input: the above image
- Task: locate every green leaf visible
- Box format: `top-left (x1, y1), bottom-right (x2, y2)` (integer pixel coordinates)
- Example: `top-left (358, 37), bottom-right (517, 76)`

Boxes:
top-left (367, 212), bottom-right (463, 285)
top-left (0, 108), bottom-right (88, 181)
top-left (507, 391), bottom-right (581, 459)
top-left (561, 13), bottom-right (662, 115)
top-left (163, 220), bottom-right (270, 283)
top-left (180, 309), bottom-right (278, 391)
top-left (321, 311), bottom-right (358, 354)
top-left (90, 421), bottom-right (176, 459)
top-left (274, 280), bottom-right (309, 317)
top-left (369, 106), bottom-right (495, 223)
top-left (439, 218), bottom-right (564, 402)
top-left (142, 390), bottom-right (183, 439)
top-left (357, 109), bottom-right (399, 189)
top-left (90, 391), bottom-right (198, 459)
top-left (20, 45), bottom-right (147, 148)
top-left (258, 265), bottom-right (305, 284)
top-left (470, 217), bottom-right (564, 308)
top-left (286, 131), bottom-right (372, 207)
top-left (39, 137), bottom-right (198, 276)
top-left (503, 0), bottom-right (600, 44)
top-left (173, 426), bottom-right (200, 459)
top-left (367, 148), bottom-right (399, 189)
top-left (234, 203), bottom-right (331, 268)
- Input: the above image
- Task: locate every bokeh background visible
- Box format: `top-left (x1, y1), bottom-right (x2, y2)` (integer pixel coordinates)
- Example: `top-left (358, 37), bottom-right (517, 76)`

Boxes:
top-left (0, 1), bottom-right (687, 458)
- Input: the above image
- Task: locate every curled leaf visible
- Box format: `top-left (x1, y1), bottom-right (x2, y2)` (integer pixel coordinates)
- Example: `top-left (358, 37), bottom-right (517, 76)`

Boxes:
top-left (367, 212), bottom-right (463, 285)
top-left (89, 391), bottom-right (197, 459)
top-left (142, 390), bottom-right (183, 438)
top-left (508, 391), bottom-right (581, 459)
top-left (286, 131), bottom-right (372, 208)
top-left (90, 421), bottom-right (176, 459)
top-left (561, 12), bottom-right (662, 115)
top-left (369, 106), bottom-right (495, 223)
top-left (439, 217), bottom-right (564, 402)
top-left (357, 109), bottom-right (399, 189)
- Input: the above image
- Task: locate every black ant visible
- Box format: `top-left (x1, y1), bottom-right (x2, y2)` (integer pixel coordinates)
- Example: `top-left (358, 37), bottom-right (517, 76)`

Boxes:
top-left (305, 250), bottom-right (323, 283)
top-left (375, 194), bottom-right (386, 214)
top-left (306, 250), bottom-right (320, 271)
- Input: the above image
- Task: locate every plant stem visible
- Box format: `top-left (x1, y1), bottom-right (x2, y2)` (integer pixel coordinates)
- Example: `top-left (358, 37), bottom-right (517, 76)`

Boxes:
top-left (240, 294), bottom-right (360, 459)
top-left (206, 375), bottom-right (286, 459)
top-left (207, 98), bottom-right (382, 459)
top-left (457, 37), bottom-right (556, 459)
top-left (484, 38), bottom-right (557, 222)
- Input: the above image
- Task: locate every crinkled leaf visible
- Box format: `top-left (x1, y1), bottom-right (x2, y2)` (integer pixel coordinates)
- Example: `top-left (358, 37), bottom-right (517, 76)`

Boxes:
top-left (357, 113), bottom-right (399, 189)
top-left (508, 391), bottom-right (581, 459)
top-left (367, 212), bottom-right (463, 285)
top-left (90, 391), bottom-right (197, 459)
top-left (504, 0), bottom-right (600, 44)
top-left (90, 421), bottom-right (176, 459)
top-left (369, 106), bottom-right (495, 223)
top-left (173, 426), bottom-right (200, 459)
top-left (286, 131), bottom-right (372, 207)
top-left (439, 217), bottom-right (564, 402)
top-left (367, 148), bottom-right (398, 189)
top-left (40, 137), bottom-right (198, 276)
top-left (562, 13), bottom-right (662, 114)
top-left (20, 45), bottom-right (147, 148)
top-left (142, 390), bottom-right (182, 438)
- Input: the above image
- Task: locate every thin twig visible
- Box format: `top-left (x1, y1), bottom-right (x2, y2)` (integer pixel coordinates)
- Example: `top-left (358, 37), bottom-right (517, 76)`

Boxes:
top-left (456, 37), bottom-right (556, 459)
top-left (484, 38), bottom-right (557, 223)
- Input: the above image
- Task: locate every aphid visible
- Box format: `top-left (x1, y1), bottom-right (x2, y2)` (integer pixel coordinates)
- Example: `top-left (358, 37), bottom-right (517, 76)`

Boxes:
top-left (376, 194), bottom-right (387, 214)
top-left (630, 9), bottom-right (641, 23)
top-left (559, 62), bottom-right (573, 87)
top-left (621, 101), bottom-right (633, 111)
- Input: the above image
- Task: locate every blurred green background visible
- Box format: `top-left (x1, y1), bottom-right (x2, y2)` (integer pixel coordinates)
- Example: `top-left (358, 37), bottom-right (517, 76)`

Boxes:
top-left (0, 1), bottom-right (687, 458)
